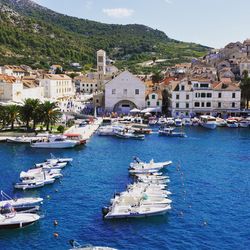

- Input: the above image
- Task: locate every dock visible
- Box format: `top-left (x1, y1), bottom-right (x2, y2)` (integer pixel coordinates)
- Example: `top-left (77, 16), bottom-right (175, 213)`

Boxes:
top-left (65, 118), bottom-right (103, 141)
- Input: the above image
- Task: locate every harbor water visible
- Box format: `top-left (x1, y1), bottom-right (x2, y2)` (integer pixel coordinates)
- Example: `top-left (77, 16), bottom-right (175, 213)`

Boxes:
top-left (0, 127), bottom-right (250, 249)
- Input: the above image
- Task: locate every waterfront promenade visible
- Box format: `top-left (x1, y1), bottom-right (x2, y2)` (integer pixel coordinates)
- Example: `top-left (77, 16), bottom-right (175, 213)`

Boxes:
top-left (65, 118), bottom-right (103, 141)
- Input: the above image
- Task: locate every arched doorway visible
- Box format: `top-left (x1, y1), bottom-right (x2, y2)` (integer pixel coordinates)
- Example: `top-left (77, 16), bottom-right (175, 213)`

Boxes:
top-left (113, 100), bottom-right (137, 114)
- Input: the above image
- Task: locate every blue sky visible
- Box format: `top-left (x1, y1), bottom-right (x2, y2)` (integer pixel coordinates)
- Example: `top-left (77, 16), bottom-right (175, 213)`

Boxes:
top-left (33, 0), bottom-right (250, 48)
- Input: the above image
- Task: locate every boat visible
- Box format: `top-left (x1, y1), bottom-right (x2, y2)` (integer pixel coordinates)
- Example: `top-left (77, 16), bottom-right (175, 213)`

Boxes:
top-left (0, 191), bottom-right (43, 212)
top-left (131, 124), bottom-right (152, 134)
top-left (31, 135), bottom-right (79, 149)
top-left (199, 115), bottom-right (217, 129)
top-left (114, 130), bottom-right (145, 140)
top-left (191, 117), bottom-right (200, 126)
top-left (238, 119), bottom-right (249, 128)
top-left (0, 203), bottom-right (40, 229)
top-left (6, 136), bottom-right (33, 144)
top-left (64, 133), bottom-right (86, 145)
top-left (158, 127), bottom-right (186, 137)
top-left (130, 157), bottom-right (172, 170)
top-left (69, 240), bottom-right (117, 250)
top-left (14, 180), bottom-right (45, 190)
top-left (157, 117), bottom-right (167, 125)
top-left (174, 118), bottom-right (183, 127)
top-left (165, 118), bottom-right (175, 126)
top-left (216, 117), bottom-right (227, 127)
top-left (102, 203), bottom-right (171, 219)
top-left (20, 170), bottom-right (62, 181)
top-left (226, 119), bottom-right (239, 128)
top-left (35, 161), bottom-right (67, 169)
top-left (182, 118), bottom-right (192, 126)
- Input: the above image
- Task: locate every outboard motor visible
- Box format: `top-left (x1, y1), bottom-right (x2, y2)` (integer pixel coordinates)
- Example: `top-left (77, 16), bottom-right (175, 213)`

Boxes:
top-left (102, 206), bottom-right (110, 218)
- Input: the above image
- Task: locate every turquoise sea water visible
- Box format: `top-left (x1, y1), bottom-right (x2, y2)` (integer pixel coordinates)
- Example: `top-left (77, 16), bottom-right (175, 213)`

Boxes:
top-left (0, 127), bottom-right (250, 250)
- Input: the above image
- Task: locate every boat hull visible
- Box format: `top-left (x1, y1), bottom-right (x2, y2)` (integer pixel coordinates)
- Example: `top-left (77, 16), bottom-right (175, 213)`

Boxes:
top-left (0, 221), bottom-right (35, 229)
top-left (201, 123), bottom-right (217, 129)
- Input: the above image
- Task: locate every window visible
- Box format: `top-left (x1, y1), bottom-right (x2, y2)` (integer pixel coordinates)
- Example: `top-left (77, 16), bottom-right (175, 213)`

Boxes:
top-left (96, 99), bottom-right (99, 103)
top-left (201, 102), bottom-right (205, 107)
top-left (186, 103), bottom-right (189, 108)
top-left (112, 89), bottom-right (116, 95)
top-left (157, 101), bottom-right (160, 106)
top-left (176, 94), bottom-right (179, 100)
top-left (135, 89), bottom-right (139, 95)
top-left (181, 85), bottom-right (185, 91)
top-left (232, 93), bottom-right (236, 98)
top-left (86, 84), bottom-right (89, 87)
top-left (123, 89), bottom-right (127, 95)
top-left (186, 94), bottom-right (189, 100)
top-left (201, 93), bottom-right (206, 98)
top-left (206, 102), bottom-right (211, 107)
top-left (218, 102), bottom-right (221, 108)
top-left (147, 101), bottom-right (150, 106)
top-left (200, 83), bottom-right (209, 88)
top-left (152, 94), bottom-right (156, 99)
top-left (207, 93), bottom-right (212, 98)
top-left (232, 102), bottom-right (235, 108)
top-left (218, 93), bottom-right (222, 98)
top-left (195, 93), bottom-right (200, 98)
top-left (176, 103), bottom-right (179, 108)
top-left (98, 56), bottom-right (103, 63)
top-left (95, 84), bottom-right (98, 87)
top-left (194, 102), bottom-right (200, 107)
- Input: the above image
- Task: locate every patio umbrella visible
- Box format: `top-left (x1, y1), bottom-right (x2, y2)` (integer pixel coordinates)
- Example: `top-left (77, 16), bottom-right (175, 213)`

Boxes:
top-left (130, 108), bottom-right (141, 113)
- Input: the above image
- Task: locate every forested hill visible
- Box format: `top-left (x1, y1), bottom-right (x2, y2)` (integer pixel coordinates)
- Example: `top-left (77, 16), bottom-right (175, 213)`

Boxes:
top-left (0, 0), bottom-right (210, 72)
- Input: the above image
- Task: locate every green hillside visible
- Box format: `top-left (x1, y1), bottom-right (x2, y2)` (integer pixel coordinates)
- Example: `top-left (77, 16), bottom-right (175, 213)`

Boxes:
top-left (0, 0), bottom-right (210, 73)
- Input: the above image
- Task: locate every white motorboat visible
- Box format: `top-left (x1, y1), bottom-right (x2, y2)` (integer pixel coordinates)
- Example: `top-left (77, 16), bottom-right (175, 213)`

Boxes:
top-left (0, 191), bottom-right (43, 212)
top-left (200, 115), bottom-right (217, 129)
top-left (69, 240), bottom-right (117, 250)
top-left (35, 161), bottom-right (67, 169)
top-left (14, 180), bottom-right (45, 190)
top-left (239, 119), bottom-right (249, 128)
top-left (114, 130), bottom-right (145, 140)
top-left (130, 157), bottom-right (172, 170)
top-left (97, 126), bottom-right (118, 136)
top-left (159, 127), bottom-right (186, 137)
top-left (182, 118), bottom-right (192, 126)
top-left (20, 170), bottom-right (62, 181)
top-left (102, 204), bottom-right (171, 219)
top-left (226, 119), bottom-right (239, 128)
top-left (31, 135), bottom-right (79, 149)
top-left (174, 118), bottom-right (183, 127)
top-left (216, 118), bottom-right (227, 127)
top-left (0, 204), bottom-right (40, 229)
top-left (6, 136), bottom-right (33, 144)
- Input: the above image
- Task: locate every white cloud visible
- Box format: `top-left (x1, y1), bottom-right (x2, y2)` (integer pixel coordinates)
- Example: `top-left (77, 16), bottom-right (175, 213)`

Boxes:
top-left (102, 8), bottom-right (134, 18)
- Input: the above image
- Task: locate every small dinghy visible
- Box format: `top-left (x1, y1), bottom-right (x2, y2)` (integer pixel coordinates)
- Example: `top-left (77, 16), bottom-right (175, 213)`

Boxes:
top-left (6, 136), bottom-right (33, 144)
top-left (0, 203), bottom-right (40, 229)
top-left (130, 157), bottom-right (172, 170)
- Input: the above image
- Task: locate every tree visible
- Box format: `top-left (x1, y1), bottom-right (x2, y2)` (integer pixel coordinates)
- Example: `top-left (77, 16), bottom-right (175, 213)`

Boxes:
top-left (152, 71), bottom-right (164, 84)
top-left (41, 101), bottom-right (61, 131)
top-left (162, 89), bottom-right (171, 115)
top-left (6, 105), bottom-right (20, 130)
top-left (240, 70), bottom-right (250, 109)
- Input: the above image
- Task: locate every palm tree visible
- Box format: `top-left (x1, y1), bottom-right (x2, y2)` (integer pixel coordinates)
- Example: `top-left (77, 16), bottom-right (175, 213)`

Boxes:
top-left (19, 99), bottom-right (36, 130)
top-left (6, 105), bottom-right (20, 130)
top-left (41, 101), bottom-right (61, 131)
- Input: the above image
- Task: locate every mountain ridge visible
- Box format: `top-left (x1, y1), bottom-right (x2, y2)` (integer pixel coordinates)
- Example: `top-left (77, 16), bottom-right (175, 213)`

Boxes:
top-left (0, 0), bottom-right (210, 72)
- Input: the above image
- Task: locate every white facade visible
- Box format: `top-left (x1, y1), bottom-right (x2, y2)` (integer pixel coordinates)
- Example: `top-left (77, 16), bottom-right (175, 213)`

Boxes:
top-left (146, 92), bottom-right (162, 112)
top-left (0, 66), bottom-right (26, 78)
top-left (0, 75), bottom-right (44, 103)
top-left (40, 74), bottom-right (75, 99)
top-left (105, 71), bottom-right (146, 113)
top-left (170, 79), bottom-right (241, 117)
top-left (74, 76), bottom-right (98, 93)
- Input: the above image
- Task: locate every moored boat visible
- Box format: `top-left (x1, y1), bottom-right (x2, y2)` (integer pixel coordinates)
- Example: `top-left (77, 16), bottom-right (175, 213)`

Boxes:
top-left (200, 115), bottom-right (217, 129)
top-left (0, 204), bottom-right (40, 229)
